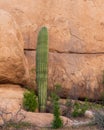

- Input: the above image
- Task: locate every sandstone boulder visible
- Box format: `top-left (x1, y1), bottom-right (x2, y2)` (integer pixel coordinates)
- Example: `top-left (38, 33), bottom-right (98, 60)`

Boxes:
top-left (0, 0), bottom-right (104, 53)
top-left (9, 8), bottom-right (37, 49)
top-left (0, 0), bottom-right (41, 49)
top-left (22, 111), bottom-right (72, 128)
top-left (84, 110), bottom-right (94, 119)
top-left (0, 9), bottom-right (29, 85)
top-left (25, 51), bottom-right (104, 99)
top-left (0, 0), bottom-right (104, 99)
top-left (48, 53), bottom-right (104, 99)
top-left (0, 84), bottom-right (25, 112)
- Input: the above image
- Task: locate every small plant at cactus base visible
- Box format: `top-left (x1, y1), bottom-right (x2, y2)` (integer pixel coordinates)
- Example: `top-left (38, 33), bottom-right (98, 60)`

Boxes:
top-left (23, 90), bottom-right (38, 112)
top-left (51, 91), bottom-right (63, 129)
top-left (72, 98), bottom-right (89, 117)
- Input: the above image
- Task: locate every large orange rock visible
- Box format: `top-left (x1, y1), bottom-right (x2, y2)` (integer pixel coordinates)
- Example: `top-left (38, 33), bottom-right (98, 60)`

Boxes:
top-left (0, 0), bottom-right (71, 50)
top-left (22, 112), bottom-right (72, 128)
top-left (0, 0), bottom-right (104, 52)
top-left (0, 0), bottom-right (42, 49)
top-left (0, 10), bottom-right (29, 85)
top-left (25, 51), bottom-right (104, 99)
top-left (0, 84), bottom-right (25, 113)
top-left (48, 53), bottom-right (104, 99)
top-left (0, 0), bottom-right (104, 99)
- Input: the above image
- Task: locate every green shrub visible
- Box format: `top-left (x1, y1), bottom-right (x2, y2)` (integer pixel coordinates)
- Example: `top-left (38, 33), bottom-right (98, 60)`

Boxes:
top-left (72, 99), bottom-right (89, 117)
top-left (51, 92), bottom-right (63, 129)
top-left (23, 90), bottom-right (38, 112)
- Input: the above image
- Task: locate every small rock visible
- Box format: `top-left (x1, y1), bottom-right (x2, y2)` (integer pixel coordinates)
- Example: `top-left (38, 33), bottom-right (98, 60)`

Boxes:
top-left (84, 110), bottom-right (94, 119)
top-left (22, 111), bottom-right (73, 128)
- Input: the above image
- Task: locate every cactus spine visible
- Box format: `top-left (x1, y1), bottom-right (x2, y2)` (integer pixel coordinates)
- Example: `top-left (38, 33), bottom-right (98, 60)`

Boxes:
top-left (36, 27), bottom-right (48, 112)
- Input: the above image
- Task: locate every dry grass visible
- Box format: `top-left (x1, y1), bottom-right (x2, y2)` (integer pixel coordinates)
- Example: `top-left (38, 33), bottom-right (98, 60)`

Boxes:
top-left (41, 125), bottom-right (98, 130)
top-left (0, 125), bottom-right (98, 130)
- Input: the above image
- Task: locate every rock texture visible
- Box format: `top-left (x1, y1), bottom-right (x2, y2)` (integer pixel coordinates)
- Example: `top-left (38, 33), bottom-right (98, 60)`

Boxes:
top-left (22, 112), bottom-right (72, 128)
top-left (0, 0), bottom-right (104, 99)
top-left (84, 110), bottom-right (94, 119)
top-left (0, 84), bottom-right (25, 112)
top-left (0, 9), bottom-right (29, 85)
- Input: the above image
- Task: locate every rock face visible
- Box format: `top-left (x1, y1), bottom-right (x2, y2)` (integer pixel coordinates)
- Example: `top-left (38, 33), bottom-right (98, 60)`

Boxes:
top-left (22, 112), bottom-right (72, 128)
top-left (0, 9), bottom-right (29, 85)
top-left (0, 0), bottom-right (104, 99)
top-left (0, 84), bottom-right (25, 112)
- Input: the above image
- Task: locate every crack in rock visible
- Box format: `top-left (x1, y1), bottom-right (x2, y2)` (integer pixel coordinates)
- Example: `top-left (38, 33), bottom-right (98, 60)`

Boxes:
top-left (24, 49), bottom-right (104, 55)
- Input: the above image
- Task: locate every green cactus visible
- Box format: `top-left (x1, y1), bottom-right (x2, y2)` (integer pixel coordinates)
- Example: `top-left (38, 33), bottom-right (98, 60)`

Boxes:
top-left (36, 27), bottom-right (48, 112)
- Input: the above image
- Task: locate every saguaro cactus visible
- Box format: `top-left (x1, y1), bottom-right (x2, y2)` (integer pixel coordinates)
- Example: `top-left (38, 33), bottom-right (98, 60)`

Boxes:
top-left (36, 27), bottom-right (48, 112)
